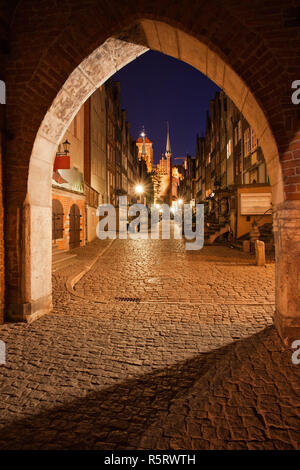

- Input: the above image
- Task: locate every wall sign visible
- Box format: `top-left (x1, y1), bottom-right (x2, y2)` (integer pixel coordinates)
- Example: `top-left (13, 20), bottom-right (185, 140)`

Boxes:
top-left (240, 192), bottom-right (272, 215)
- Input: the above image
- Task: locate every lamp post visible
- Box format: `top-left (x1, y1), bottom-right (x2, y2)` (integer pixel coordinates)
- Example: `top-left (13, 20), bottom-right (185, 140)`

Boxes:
top-left (54, 139), bottom-right (71, 172)
top-left (62, 139), bottom-right (70, 154)
top-left (56, 139), bottom-right (71, 156)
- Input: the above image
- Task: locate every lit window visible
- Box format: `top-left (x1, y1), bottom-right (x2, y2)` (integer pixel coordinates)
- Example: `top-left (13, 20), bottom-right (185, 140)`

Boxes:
top-left (227, 139), bottom-right (232, 159)
top-left (244, 128), bottom-right (251, 156)
top-left (251, 128), bottom-right (257, 150)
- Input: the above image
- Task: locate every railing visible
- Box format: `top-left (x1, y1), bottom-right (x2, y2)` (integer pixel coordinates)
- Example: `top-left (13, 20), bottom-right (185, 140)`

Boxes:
top-left (253, 207), bottom-right (273, 226)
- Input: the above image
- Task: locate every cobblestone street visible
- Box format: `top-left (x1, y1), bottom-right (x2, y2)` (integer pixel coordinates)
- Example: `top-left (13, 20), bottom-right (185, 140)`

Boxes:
top-left (0, 238), bottom-right (299, 450)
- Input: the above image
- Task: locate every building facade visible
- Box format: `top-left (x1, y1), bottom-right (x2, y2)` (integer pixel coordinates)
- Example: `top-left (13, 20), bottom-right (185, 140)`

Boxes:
top-left (178, 155), bottom-right (196, 205)
top-left (52, 79), bottom-right (139, 252)
top-left (194, 91), bottom-right (272, 241)
top-left (52, 104), bottom-right (86, 251)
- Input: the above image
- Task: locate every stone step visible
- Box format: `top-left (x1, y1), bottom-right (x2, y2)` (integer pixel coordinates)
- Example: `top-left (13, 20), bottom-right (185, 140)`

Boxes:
top-left (52, 253), bottom-right (77, 272)
top-left (53, 251), bottom-right (77, 263)
top-left (53, 249), bottom-right (70, 259)
top-left (52, 259), bottom-right (77, 272)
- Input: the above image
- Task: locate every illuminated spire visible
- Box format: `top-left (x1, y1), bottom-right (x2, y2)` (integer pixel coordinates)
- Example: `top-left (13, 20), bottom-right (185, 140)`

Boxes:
top-left (166, 122), bottom-right (171, 155)
top-left (141, 126), bottom-right (147, 158)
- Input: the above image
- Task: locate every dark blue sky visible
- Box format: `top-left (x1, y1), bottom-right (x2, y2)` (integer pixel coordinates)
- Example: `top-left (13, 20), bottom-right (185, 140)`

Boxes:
top-left (113, 50), bottom-right (220, 164)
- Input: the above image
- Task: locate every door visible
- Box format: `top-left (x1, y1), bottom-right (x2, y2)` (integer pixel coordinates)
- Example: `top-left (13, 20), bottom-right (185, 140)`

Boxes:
top-left (69, 204), bottom-right (81, 248)
top-left (52, 199), bottom-right (64, 241)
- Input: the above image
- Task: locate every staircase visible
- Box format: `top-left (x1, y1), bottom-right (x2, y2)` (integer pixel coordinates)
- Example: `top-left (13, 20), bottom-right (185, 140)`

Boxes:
top-left (205, 218), bottom-right (231, 245)
top-left (52, 243), bottom-right (77, 272)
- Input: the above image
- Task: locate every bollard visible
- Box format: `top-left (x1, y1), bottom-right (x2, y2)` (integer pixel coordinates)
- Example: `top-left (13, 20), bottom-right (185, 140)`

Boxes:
top-left (255, 240), bottom-right (265, 266)
top-left (243, 240), bottom-right (250, 253)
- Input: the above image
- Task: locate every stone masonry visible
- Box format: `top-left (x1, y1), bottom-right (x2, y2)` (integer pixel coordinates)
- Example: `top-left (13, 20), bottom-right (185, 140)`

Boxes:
top-left (0, 0), bottom-right (300, 343)
top-left (0, 239), bottom-right (299, 450)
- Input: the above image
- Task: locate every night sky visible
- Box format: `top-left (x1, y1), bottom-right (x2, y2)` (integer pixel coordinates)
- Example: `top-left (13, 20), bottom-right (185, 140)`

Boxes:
top-left (113, 50), bottom-right (220, 165)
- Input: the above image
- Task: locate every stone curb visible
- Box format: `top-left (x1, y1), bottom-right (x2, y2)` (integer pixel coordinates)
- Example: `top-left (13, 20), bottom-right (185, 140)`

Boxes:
top-left (65, 239), bottom-right (115, 303)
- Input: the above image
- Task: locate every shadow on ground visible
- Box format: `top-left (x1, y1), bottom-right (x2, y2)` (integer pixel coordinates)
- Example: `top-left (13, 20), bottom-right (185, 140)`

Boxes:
top-left (0, 326), bottom-right (298, 450)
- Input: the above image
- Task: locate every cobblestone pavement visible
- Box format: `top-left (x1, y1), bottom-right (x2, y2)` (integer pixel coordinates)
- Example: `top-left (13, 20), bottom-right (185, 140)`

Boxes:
top-left (0, 237), bottom-right (299, 450)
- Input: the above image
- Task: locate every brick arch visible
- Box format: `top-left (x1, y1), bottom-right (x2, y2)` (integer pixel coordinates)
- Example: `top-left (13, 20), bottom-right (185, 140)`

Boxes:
top-left (4, 3), bottom-right (300, 344)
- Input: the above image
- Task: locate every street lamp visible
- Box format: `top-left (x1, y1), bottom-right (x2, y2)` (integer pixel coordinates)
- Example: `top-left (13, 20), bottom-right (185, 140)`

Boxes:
top-left (54, 139), bottom-right (71, 170)
top-left (135, 184), bottom-right (144, 195)
top-left (62, 139), bottom-right (71, 154)
top-left (135, 184), bottom-right (144, 204)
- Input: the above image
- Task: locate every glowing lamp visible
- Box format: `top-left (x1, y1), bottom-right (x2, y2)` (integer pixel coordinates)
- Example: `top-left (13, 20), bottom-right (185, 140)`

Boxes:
top-left (135, 184), bottom-right (144, 194)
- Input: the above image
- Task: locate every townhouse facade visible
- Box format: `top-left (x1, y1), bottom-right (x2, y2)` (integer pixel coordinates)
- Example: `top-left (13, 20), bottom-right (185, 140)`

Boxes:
top-left (52, 79), bottom-right (139, 252)
top-left (194, 91), bottom-right (272, 241)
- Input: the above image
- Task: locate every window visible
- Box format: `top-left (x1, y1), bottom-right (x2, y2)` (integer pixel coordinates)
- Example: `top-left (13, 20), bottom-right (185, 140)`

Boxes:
top-left (249, 168), bottom-right (258, 184)
top-left (244, 128), bottom-right (251, 156)
top-left (226, 139), bottom-right (232, 159)
top-left (251, 128), bottom-right (257, 151)
top-left (238, 120), bottom-right (242, 141)
top-left (234, 127), bottom-right (238, 145)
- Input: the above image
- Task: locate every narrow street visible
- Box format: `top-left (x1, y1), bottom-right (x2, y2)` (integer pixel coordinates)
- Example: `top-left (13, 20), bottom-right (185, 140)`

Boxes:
top-left (0, 238), bottom-right (299, 450)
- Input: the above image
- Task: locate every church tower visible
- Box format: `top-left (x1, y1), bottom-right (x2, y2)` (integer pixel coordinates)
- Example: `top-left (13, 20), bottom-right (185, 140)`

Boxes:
top-left (165, 122), bottom-right (172, 161)
top-left (165, 122), bottom-right (172, 205)
top-left (136, 127), bottom-right (153, 172)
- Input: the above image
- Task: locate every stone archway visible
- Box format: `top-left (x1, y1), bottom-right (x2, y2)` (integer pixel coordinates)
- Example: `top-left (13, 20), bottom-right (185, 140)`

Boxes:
top-left (4, 12), bottom-right (300, 345)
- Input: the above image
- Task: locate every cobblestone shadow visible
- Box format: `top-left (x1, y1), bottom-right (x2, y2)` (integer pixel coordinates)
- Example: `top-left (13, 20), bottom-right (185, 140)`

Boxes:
top-left (0, 326), bottom-right (298, 450)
